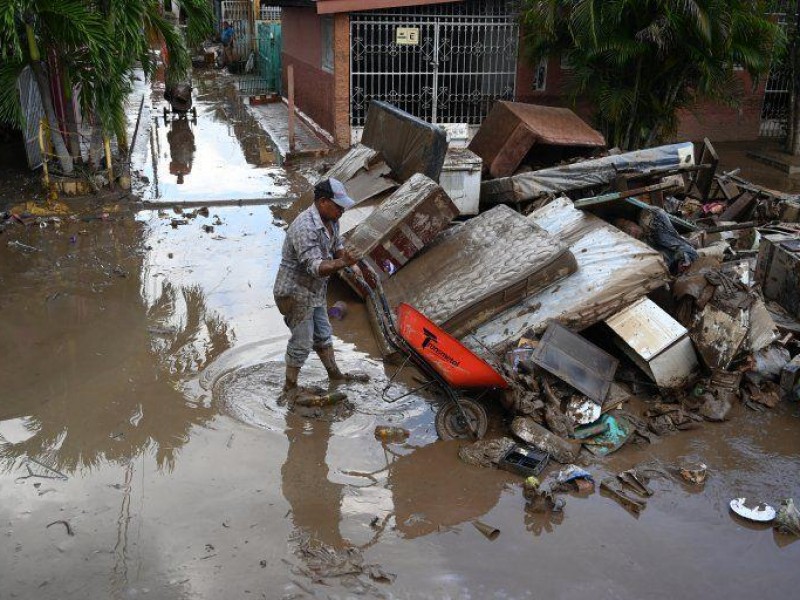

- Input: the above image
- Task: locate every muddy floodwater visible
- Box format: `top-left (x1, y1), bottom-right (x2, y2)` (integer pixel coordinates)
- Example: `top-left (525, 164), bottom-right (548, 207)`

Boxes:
top-left (2, 70), bottom-right (800, 599)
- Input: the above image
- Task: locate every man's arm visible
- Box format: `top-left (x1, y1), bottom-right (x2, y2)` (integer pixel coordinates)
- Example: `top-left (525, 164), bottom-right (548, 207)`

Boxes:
top-left (293, 224), bottom-right (359, 278)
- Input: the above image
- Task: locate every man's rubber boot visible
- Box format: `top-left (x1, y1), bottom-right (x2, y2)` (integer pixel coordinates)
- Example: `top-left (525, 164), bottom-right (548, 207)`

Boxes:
top-left (283, 365), bottom-right (301, 391)
top-left (316, 346), bottom-right (369, 383)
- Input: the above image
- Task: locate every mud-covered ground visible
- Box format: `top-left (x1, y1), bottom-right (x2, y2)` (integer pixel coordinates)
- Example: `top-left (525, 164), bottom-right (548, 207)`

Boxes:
top-left (1, 70), bottom-right (799, 599)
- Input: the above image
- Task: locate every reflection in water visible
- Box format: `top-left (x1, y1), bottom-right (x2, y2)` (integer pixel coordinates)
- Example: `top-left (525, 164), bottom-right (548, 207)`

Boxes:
top-left (282, 413), bottom-right (345, 547)
top-left (166, 117), bottom-right (195, 185)
top-left (139, 69), bottom-right (287, 203)
top-left (0, 220), bottom-right (231, 476)
top-left (388, 441), bottom-right (508, 539)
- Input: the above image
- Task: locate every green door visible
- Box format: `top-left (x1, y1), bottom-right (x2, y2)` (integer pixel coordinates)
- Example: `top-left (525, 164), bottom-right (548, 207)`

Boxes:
top-left (257, 21), bottom-right (282, 95)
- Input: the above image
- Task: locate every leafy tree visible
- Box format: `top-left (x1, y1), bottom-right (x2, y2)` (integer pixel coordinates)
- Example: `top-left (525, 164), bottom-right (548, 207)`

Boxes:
top-left (521, 0), bottom-right (785, 150)
top-left (0, 0), bottom-right (212, 176)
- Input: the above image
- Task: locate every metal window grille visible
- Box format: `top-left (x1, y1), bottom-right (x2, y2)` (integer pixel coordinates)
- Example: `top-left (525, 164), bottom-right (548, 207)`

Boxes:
top-left (760, 7), bottom-right (795, 138)
top-left (260, 5), bottom-right (281, 22)
top-left (350, 0), bottom-right (520, 127)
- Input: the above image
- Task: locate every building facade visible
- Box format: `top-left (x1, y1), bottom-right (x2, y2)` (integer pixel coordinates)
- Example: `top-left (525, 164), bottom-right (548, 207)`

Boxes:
top-left (274, 0), bottom-right (771, 148)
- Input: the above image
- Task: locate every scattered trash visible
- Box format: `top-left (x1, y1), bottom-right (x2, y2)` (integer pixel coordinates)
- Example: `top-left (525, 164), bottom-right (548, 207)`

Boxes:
top-left (7, 240), bottom-right (39, 253)
top-left (554, 465), bottom-right (595, 493)
top-left (699, 393), bottom-right (732, 422)
top-left (511, 416), bottom-right (581, 464)
top-left (498, 444), bottom-right (550, 478)
top-left (472, 519), bottom-right (500, 541)
top-left (374, 426), bottom-right (410, 444)
top-left (581, 414), bottom-right (634, 456)
top-left (774, 499), bottom-right (800, 536)
top-left (523, 477), bottom-right (566, 513)
top-left (600, 477), bottom-right (647, 514)
top-left (292, 391), bottom-right (347, 408)
top-left (458, 437), bottom-right (516, 468)
top-left (617, 468), bottom-right (653, 497)
top-left (565, 396), bottom-right (601, 426)
top-left (679, 461), bottom-right (708, 485)
top-left (729, 498), bottom-right (776, 522)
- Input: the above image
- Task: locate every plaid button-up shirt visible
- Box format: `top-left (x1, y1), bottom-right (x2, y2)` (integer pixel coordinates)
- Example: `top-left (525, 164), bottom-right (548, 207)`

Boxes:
top-left (273, 203), bottom-right (343, 308)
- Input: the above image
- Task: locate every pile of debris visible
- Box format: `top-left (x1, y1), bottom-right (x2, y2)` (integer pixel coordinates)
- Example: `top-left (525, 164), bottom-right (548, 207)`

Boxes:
top-left (322, 100), bottom-right (800, 520)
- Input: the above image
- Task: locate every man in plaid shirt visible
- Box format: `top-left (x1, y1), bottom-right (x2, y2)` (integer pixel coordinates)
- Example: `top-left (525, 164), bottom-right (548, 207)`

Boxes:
top-left (274, 178), bottom-right (365, 391)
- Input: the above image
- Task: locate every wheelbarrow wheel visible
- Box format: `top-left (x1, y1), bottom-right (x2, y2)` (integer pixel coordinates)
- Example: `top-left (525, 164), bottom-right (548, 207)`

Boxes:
top-left (435, 397), bottom-right (488, 440)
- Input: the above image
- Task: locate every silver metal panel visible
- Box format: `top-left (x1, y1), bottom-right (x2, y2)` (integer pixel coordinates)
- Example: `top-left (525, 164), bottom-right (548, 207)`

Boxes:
top-left (17, 66), bottom-right (45, 170)
top-left (350, 0), bottom-right (519, 127)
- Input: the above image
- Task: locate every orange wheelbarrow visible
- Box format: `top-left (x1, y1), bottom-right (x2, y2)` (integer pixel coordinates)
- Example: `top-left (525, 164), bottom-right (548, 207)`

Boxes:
top-left (349, 266), bottom-right (509, 440)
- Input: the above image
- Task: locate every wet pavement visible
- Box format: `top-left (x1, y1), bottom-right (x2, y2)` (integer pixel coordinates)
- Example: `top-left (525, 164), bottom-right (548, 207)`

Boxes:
top-left (1, 69), bottom-right (800, 599)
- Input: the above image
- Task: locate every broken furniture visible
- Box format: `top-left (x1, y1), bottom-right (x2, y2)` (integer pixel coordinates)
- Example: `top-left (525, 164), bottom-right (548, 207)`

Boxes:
top-left (468, 102), bottom-right (606, 178)
top-left (530, 322), bottom-right (618, 404)
top-left (605, 297), bottom-right (699, 389)
top-left (757, 232), bottom-right (800, 320)
top-left (341, 174), bottom-right (459, 294)
top-left (324, 144), bottom-right (398, 206)
top-left (439, 148), bottom-right (483, 216)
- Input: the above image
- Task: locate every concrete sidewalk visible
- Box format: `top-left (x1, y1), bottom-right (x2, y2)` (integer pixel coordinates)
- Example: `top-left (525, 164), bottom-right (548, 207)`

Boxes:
top-left (246, 101), bottom-right (332, 160)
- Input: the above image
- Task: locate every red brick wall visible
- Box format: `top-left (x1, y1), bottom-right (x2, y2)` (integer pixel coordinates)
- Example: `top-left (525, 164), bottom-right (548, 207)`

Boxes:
top-left (332, 13), bottom-right (350, 146)
top-left (281, 7), bottom-right (336, 137)
top-left (516, 57), bottom-right (766, 144)
top-left (675, 73), bottom-right (766, 142)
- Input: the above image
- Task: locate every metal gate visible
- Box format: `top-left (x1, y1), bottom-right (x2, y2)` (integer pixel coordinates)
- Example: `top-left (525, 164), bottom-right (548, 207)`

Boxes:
top-left (760, 5), bottom-right (795, 138)
top-left (350, 1), bottom-right (519, 128)
top-left (221, 0), bottom-right (253, 64)
top-left (257, 20), bottom-right (282, 94)
top-left (17, 66), bottom-right (45, 169)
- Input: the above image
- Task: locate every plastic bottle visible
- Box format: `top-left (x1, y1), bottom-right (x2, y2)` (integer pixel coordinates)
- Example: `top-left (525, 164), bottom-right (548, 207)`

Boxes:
top-left (373, 426), bottom-right (410, 443)
top-left (295, 391), bottom-right (348, 407)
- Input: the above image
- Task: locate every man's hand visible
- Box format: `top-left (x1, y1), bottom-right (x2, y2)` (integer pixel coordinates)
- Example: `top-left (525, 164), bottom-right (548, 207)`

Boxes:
top-left (341, 247), bottom-right (361, 267)
top-left (348, 262), bottom-right (364, 281)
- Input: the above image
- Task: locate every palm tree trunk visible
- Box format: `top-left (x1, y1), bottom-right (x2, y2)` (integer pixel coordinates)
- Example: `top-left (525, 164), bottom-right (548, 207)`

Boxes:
top-left (25, 22), bottom-right (73, 175)
top-left (61, 68), bottom-right (82, 162)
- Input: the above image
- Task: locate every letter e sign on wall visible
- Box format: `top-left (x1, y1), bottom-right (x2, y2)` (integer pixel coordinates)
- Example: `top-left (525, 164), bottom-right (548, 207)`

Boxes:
top-left (396, 27), bottom-right (420, 45)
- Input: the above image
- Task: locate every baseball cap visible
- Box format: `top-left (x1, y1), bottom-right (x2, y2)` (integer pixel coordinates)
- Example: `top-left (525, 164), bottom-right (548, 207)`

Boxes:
top-left (316, 177), bottom-right (355, 210)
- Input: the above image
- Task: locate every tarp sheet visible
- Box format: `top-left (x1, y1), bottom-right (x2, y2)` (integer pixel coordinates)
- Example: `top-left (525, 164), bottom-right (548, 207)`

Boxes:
top-left (480, 142), bottom-right (695, 205)
top-left (467, 198), bottom-right (670, 352)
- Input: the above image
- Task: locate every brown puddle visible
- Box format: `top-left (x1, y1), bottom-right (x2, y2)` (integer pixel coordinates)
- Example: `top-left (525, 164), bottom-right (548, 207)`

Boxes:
top-left (134, 69), bottom-right (292, 204)
top-left (1, 78), bottom-right (800, 598)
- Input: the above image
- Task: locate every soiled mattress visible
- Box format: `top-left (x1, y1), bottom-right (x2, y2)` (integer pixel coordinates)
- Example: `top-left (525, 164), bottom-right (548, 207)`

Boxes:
top-left (381, 204), bottom-right (578, 338)
top-left (467, 198), bottom-right (670, 353)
